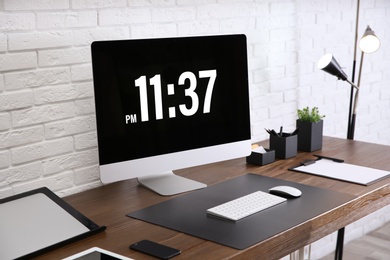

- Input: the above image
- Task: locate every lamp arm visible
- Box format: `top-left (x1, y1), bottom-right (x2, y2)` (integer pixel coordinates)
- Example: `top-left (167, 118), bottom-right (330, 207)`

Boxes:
top-left (345, 79), bottom-right (359, 90)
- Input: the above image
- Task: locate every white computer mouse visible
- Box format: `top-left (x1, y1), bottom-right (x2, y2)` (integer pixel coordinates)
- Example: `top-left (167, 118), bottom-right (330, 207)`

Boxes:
top-left (269, 185), bottom-right (302, 198)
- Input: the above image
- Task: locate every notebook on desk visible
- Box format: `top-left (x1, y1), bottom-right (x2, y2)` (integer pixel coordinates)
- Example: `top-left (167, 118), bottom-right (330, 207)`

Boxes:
top-left (0, 187), bottom-right (106, 260)
top-left (289, 157), bottom-right (390, 185)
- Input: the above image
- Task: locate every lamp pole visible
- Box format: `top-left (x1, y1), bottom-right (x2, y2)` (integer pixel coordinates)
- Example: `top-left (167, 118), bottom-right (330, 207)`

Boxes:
top-left (347, 0), bottom-right (360, 140)
top-left (336, 1), bottom-right (359, 257)
top-left (346, 79), bottom-right (360, 140)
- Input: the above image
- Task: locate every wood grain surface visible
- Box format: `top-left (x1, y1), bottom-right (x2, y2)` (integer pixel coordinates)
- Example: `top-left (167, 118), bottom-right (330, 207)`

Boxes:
top-left (34, 137), bottom-right (390, 260)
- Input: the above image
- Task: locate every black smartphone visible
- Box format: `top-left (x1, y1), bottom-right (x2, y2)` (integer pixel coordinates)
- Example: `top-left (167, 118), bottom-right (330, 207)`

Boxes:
top-left (129, 240), bottom-right (181, 259)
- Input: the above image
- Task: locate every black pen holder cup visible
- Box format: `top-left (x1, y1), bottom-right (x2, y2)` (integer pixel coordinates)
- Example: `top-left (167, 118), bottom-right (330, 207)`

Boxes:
top-left (246, 149), bottom-right (275, 166)
top-left (269, 134), bottom-right (297, 159)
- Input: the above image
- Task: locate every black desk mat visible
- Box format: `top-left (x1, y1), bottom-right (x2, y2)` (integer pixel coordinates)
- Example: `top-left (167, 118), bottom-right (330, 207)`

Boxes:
top-left (128, 173), bottom-right (356, 249)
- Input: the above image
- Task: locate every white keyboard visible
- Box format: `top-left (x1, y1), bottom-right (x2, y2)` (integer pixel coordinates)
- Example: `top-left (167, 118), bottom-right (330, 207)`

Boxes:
top-left (207, 190), bottom-right (287, 221)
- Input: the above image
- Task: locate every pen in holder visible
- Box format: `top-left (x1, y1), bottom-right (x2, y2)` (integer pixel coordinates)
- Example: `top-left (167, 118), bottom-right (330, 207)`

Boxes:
top-left (269, 133), bottom-right (297, 159)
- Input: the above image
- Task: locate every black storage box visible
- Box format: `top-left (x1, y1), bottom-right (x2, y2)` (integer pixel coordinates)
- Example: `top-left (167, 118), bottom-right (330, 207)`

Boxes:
top-left (246, 148), bottom-right (275, 166)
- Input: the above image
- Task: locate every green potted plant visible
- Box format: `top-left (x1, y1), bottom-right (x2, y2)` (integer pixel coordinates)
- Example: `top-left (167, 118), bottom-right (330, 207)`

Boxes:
top-left (296, 107), bottom-right (325, 152)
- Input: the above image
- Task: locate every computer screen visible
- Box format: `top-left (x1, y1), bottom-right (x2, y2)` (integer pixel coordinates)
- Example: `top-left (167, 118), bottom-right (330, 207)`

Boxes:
top-left (91, 34), bottom-right (251, 195)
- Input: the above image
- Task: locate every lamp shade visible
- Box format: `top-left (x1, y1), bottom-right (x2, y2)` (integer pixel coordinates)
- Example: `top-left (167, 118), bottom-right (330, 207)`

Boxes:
top-left (317, 53), bottom-right (348, 81)
top-left (359, 25), bottom-right (380, 53)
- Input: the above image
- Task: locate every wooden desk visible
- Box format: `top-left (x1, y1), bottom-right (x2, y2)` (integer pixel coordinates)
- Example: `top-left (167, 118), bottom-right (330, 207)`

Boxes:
top-left (36, 137), bottom-right (390, 260)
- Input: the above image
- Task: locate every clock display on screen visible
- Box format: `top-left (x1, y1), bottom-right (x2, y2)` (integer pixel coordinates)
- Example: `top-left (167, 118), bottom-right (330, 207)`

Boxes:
top-left (92, 35), bottom-right (250, 165)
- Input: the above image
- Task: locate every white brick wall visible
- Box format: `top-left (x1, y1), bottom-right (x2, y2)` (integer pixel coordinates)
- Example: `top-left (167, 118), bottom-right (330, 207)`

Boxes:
top-left (0, 0), bottom-right (389, 258)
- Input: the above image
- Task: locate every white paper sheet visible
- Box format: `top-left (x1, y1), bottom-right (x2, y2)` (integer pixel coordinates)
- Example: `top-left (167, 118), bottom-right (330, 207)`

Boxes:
top-left (293, 159), bottom-right (390, 185)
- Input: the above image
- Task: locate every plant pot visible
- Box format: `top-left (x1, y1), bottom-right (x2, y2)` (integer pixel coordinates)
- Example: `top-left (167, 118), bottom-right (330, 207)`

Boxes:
top-left (296, 119), bottom-right (323, 152)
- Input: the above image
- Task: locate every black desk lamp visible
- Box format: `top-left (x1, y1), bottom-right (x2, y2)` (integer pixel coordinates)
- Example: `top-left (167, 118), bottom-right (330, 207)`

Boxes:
top-left (317, 25), bottom-right (380, 260)
top-left (317, 25), bottom-right (380, 140)
top-left (317, 53), bottom-right (359, 139)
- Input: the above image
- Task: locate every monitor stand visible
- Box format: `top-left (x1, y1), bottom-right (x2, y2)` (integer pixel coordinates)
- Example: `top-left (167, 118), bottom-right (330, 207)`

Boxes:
top-left (137, 171), bottom-right (207, 196)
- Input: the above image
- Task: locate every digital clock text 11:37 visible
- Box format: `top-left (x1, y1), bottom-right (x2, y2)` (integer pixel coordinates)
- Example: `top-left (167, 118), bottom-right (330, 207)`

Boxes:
top-left (125, 69), bottom-right (217, 124)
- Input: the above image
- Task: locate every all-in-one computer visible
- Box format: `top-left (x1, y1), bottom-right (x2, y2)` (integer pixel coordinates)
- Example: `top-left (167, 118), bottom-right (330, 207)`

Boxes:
top-left (91, 34), bottom-right (251, 195)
